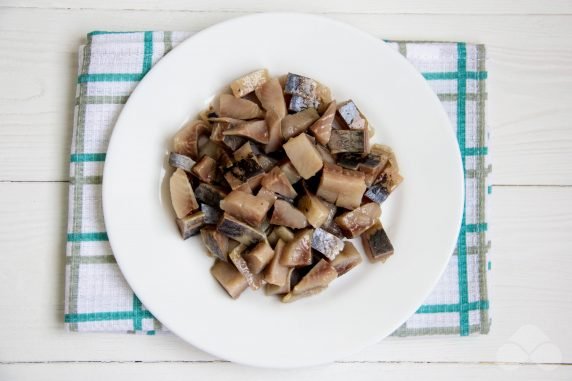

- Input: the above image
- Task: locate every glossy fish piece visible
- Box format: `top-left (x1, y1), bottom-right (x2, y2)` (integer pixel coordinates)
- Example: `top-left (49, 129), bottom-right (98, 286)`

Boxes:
top-left (220, 190), bottom-right (271, 227)
top-left (213, 94), bottom-right (264, 120)
top-left (217, 213), bottom-right (265, 245)
top-left (361, 221), bottom-right (394, 262)
top-left (243, 240), bottom-right (275, 274)
top-left (284, 73), bottom-right (318, 99)
top-left (270, 199), bottom-right (308, 229)
top-left (336, 152), bottom-right (363, 170)
top-left (264, 239), bottom-right (289, 286)
top-left (223, 154), bottom-right (265, 190)
top-left (291, 259), bottom-right (337, 294)
top-left (264, 267), bottom-right (295, 296)
top-left (283, 133), bottom-right (324, 180)
top-left (168, 152), bottom-right (195, 173)
top-left (328, 129), bottom-right (368, 154)
top-left (191, 155), bottom-right (218, 184)
top-left (297, 192), bottom-right (330, 228)
top-left (195, 183), bottom-right (228, 207)
top-left (316, 163), bottom-right (367, 210)
top-left (358, 153), bottom-right (388, 186)
top-left (176, 211), bottom-right (205, 240)
top-left (229, 244), bottom-right (263, 290)
top-left (223, 120), bottom-right (269, 144)
top-left (233, 141), bottom-right (261, 162)
top-left (281, 108), bottom-right (320, 140)
top-left (256, 154), bottom-right (278, 173)
top-left (201, 227), bottom-right (229, 261)
top-left (170, 168), bottom-right (199, 219)
top-left (230, 69), bottom-right (269, 98)
top-left (289, 94), bottom-right (320, 113)
top-left (273, 225), bottom-right (295, 243)
top-left (335, 202), bottom-right (381, 238)
top-left (256, 187), bottom-right (278, 207)
top-left (263, 111), bottom-right (283, 154)
top-left (261, 167), bottom-right (298, 199)
top-left (173, 119), bottom-right (211, 160)
top-left (255, 77), bottom-right (287, 119)
top-left (336, 100), bottom-right (367, 130)
top-left (311, 228), bottom-right (344, 260)
top-left (364, 183), bottom-right (390, 204)
top-left (280, 228), bottom-right (313, 267)
top-left (211, 259), bottom-right (248, 299)
top-left (330, 241), bottom-right (362, 276)
top-left (279, 161), bottom-right (301, 184)
top-left (200, 203), bottom-right (222, 225)
top-left (309, 101), bottom-right (336, 145)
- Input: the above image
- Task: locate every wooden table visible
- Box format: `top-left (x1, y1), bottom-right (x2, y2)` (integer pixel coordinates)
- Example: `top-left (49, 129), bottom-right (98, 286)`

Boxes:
top-left (1, 1), bottom-right (571, 379)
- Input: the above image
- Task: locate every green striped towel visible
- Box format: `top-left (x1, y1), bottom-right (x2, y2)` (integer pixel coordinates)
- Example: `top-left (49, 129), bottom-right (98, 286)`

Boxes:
top-left (65, 31), bottom-right (491, 336)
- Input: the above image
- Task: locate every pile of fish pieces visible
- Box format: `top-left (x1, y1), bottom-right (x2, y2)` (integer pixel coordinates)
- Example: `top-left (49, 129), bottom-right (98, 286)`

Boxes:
top-left (168, 69), bottom-right (403, 302)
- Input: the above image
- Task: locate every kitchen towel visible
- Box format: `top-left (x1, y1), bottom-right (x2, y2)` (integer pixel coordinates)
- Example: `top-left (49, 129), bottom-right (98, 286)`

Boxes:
top-left (65, 31), bottom-right (491, 336)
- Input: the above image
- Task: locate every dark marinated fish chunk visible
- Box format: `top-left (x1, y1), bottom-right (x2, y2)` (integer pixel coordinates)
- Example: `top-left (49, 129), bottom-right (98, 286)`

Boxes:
top-left (176, 211), bottom-right (205, 240)
top-left (195, 183), bottom-right (228, 207)
top-left (365, 183), bottom-right (390, 204)
top-left (200, 203), bottom-right (222, 225)
top-left (331, 241), bottom-right (362, 276)
top-left (336, 100), bottom-right (367, 130)
top-left (284, 73), bottom-right (318, 98)
top-left (336, 152), bottom-right (364, 170)
top-left (201, 227), bottom-right (229, 261)
top-left (223, 154), bottom-right (265, 190)
top-left (328, 129), bottom-right (368, 154)
top-left (311, 228), bottom-right (344, 260)
top-left (211, 259), bottom-right (248, 299)
top-left (168, 152), bottom-right (195, 173)
top-left (217, 213), bottom-right (265, 245)
top-left (289, 94), bottom-right (320, 113)
top-left (362, 221), bottom-right (394, 262)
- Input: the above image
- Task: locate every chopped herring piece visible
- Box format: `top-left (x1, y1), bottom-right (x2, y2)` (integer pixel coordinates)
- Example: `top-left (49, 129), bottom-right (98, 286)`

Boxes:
top-left (168, 152), bottom-right (195, 173)
top-left (195, 183), bottom-right (228, 207)
top-left (279, 161), bottom-right (301, 184)
top-left (233, 141), bottom-right (260, 161)
top-left (315, 144), bottom-right (336, 164)
top-left (220, 190), bottom-right (271, 227)
top-left (191, 155), bottom-right (218, 184)
top-left (335, 202), bottom-right (381, 238)
top-left (316, 82), bottom-right (333, 114)
top-left (173, 119), bottom-right (210, 160)
top-left (230, 69), bottom-right (269, 97)
top-left (283, 133), bottom-right (323, 179)
top-left (210, 121), bottom-right (227, 143)
top-left (328, 129), bottom-right (368, 154)
top-left (213, 94), bottom-right (264, 119)
top-left (270, 199), bottom-right (308, 229)
top-left (176, 211), bottom-right (205, 240)
top-left (358, 152), bottom-right (388, 186)
top-left (309, 101), bottom-right (336, 145)
top-left (243, 240), bottom-right (274, 274)
top-left (336, 153), bottom-right (363, 170)
top-left (200, 203), bottom-right (222, 224)
top-left (222, 135), bottom-right (246, 151)
top-left (264, 268), bottom-right (295, 295)
top-left (256, 187), bottom-right (278, 207)
top-left (273, 225), bottom-right (295, 243)
top-left (200, 227), bottom-right (229, 261)
top-left (284, 73), bottom-right (319, 112)
top-left (331, 241), bottom-right (363, 276)
top-left (229, 244), bottom-right (263, 290)
top-left (370, 144), bottom-right (402, 191)
top-left (211, 259), bottom-right (248, 299)
top-left (316, 163), bottom-right (367, 210)
top-left (336, 100), bottom-right (367, 130)
top-left (170, 168), bottom-right (199, 219)
top-left (311, 228), bottom-right (344, 260)
top-left (297, 193), bottom-right (329, 228)
top-left (364, 183), bottom-right (390, 204)
top-left (280, 229), bottom-right (313, 267)
top-left (257, 154), bottom-right (278, 172)
top-left (255, 78), bottom-right (287, 119)
top-left (292, 259), bottom-right (337, 294)
top-left (223, 120), bottom-right (269, 144)
top-left (282, 286), bottom-right (327, 303)
top-left (289, 95), bottom-right (319, 113)
top-left (217, 213), bottom-right (265, 245)
top-left (281, 108), bottom-right (320, 140)
top-left (235, 182), bottom-right (253, 194)
top-left (263, 111), bottom-right (283, 154)
top-left (261, 167), bottom-right (298, 199)
top-left (264, 239), bottom-right (290, 286)
top-left (362, 221), bottom-right (394, 262)
top-left (223, 155), bottom-right (265, 190)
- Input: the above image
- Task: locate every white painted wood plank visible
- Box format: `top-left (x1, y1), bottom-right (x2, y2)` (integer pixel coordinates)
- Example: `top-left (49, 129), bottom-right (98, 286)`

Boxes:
top-left (2, 0), bottom-right (572, 15)
top-left (0, 9), bottom-right (571, 184)
top-left (0, 183), bottom-right (570, 364)
top-left (2, 362), bottom-right (571, 381)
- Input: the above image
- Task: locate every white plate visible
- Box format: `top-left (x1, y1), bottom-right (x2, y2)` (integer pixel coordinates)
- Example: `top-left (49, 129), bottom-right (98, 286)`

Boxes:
top-left (103, 13), bottom-right (463, 368)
